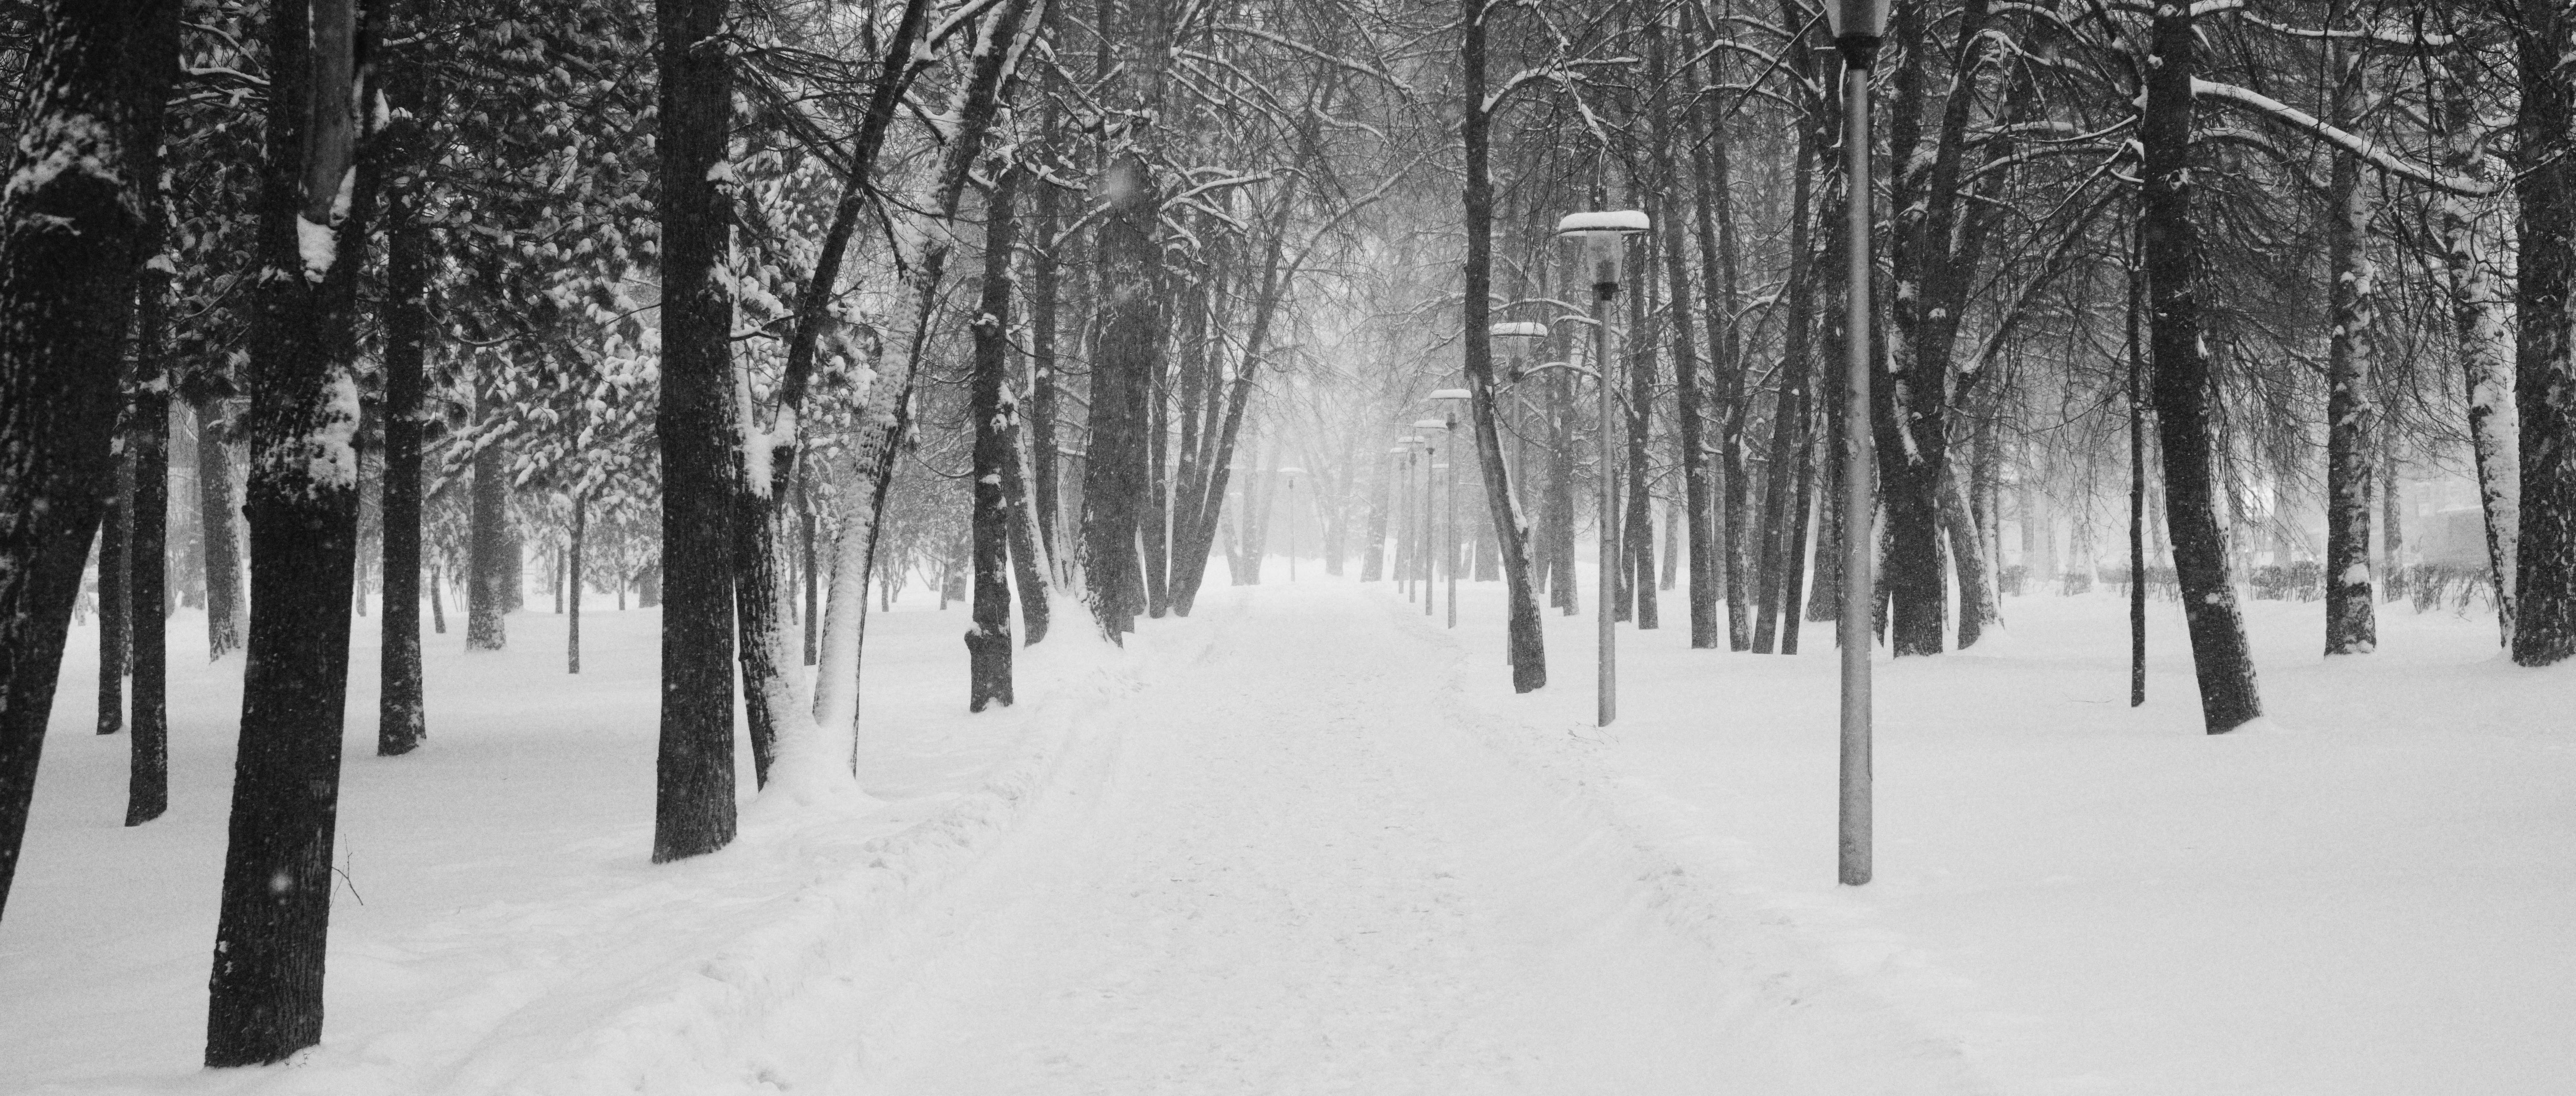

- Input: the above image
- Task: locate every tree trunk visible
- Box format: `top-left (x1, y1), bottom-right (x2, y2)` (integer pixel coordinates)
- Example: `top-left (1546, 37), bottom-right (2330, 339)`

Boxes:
top-left (466, 381), bottom-right (510, 651)
top-left (0, 0), bottom-right (175, 909)
top-left (1669, 83), bottom-right (1710, 639)
top-left (2140, 3), bottom-right (2262, 732)
top-left (1622, 210), bottom-right (1659, 631)
top-left (206, 0), bottom-right (368, 1063)
top-left (2435, 52), bottom-right (2518, 646)
top-left (568, 495), bottom-right (585, 674)
top-left (196, 399), bottom-right (245, 658)
top-left (99, 446), bottom-right (132, 734)
top-left (1029, 172), bottom-right (1065, 578)
top-left (2323, 52), bottom-right (2378, 656)
top-left (651, 0), bottom-right (740, 861)
top-left (2515, 0), bottom-right (2576, 666)
top-left (1463, 0), bottom-right (1545, 688)
top-left (129, 371), bottom-right (173, 825)
top-left (376, 33), bottom-right (429, 753)
top-left (968, 168), bottom-right (1020, 709)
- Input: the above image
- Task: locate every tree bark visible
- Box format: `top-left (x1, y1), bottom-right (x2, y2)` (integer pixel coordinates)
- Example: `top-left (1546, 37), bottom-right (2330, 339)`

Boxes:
top-left (2434, 52), bottom-right (2517, 647)
top-left (2323, 48), bottom-right (2378, 656)
top-left (968, 168), bottom-right (1020, 709)
top-left (568, 495), bottom-right (585, 674)
top-left (2513, 0), bottom-right (2576, 667)
top-left (128, 103), bottom-right (177, 812)
top-left (1463, 0), bottom-right (1545, 689)
top-left (206, 0), bottom-right (370, 1062)
top-left (196, 399), bottom-right (245, 658)
top-left (2140, 3), bottom-right (2263, 732)
top-left (98, 446), bottom-right (132, 734)
top-left (652, 0), bottom-right (740, 862)
top-left (466, 381), bottom-right (510, 651)
top-left (378, 24), bottom-right (429, 753)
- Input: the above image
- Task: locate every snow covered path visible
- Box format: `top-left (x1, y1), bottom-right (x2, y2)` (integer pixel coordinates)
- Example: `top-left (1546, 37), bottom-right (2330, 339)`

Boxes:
top-left (840, 585), bottom-right (1969, 1095)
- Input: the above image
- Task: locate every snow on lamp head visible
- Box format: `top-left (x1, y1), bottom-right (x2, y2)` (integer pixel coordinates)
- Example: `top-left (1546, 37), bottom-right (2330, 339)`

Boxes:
top-left (1487, 322), bottom-right (1549, 382)
top-left (1427, 388), bottom-right (1470, 430)
top-left (1553, 211), bottom-right (1650, 297)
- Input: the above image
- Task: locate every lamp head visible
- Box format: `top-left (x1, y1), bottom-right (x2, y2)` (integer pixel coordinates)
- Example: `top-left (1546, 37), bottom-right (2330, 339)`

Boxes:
top-left (1411, 418), bottom-right (1448, 431)
top-left (1554, 210), bottom-right (1651, 293)
top-left (1488, 322), bottom-right (1549, 342)
top-left (1823, 0), bottom-right (1888, 39)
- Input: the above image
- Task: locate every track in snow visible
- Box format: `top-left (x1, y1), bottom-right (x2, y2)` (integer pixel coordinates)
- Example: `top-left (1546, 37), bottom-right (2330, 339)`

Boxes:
top-left (837, 583), bottom-right (1968, 1095)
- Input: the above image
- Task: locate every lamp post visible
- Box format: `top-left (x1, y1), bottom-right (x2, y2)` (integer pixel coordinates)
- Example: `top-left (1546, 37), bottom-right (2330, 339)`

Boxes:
top-left (1396, 437), bottom-right (1423, 600)
top-left (1412, 419), bottom-right (1448, 618)
top-left (1485, 325), bottom-right (1547, 500)
top-left (1556, 209), bottom-right (1651, 728)
top-left (1825, 0), bottom-right (1887, 888)
top-left (1428, 390), bottom-right (1472, 627)
top-left (1279, 466), bottom-right (1305, 582)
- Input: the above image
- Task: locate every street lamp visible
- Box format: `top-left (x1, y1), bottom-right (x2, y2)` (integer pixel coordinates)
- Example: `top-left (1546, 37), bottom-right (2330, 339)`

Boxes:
top-left (1412, 418), bottom-right (1449, 619)
top-left (1556, 209), bottom-right (1650, 728)
top-left (1395, 437), bottom-right (1423, 600)
top-left (1279, 467), bottom-right (1305, 582)
top-left (1825, 0), bottom-right (1886, 889)
top-left (1428, 391), bottom-right (1472, 627)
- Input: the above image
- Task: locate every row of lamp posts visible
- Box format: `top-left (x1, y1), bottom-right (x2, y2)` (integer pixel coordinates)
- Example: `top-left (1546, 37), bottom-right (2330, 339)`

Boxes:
top-left (1428, 0), bottom-right (1883, 887)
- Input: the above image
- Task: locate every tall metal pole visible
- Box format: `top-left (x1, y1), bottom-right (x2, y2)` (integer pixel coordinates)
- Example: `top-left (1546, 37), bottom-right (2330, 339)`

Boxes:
top-left (1836, 41), bottom-right (1878, 888)
top-left (1286, 474), bottom-right (1297, 582)
top-left (1402, 452), bottom-right (1416, 601)
top-left (1446, 457), bottom-right (1460, 627)
top-left (1595, 286), bottom-right (1618, 727)
top-left (1424, 439), bottom-right (1437, 617)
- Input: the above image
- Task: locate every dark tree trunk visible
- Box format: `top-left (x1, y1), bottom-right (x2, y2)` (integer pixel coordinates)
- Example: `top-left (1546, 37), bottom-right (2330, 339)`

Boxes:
top-left (124, 8), bottom-right (179, 789)
top-left (466, 387), bottom-right (509, 650)
top-left (1669, 55), bottom-right (1710, 644)
top-left (1084, 155), bottom-right (1159, 637)
top-left (128, 140), bottom-right (177, 813)
top-left (732, 462), bottom-right (784, 788)
top-left (1778, 422), bottom-right (1817, 655)
top-left (1463, 0), bottom-right (1545, 689)
top-left (2129, 255), bottom-right (2147, 707)
top-left (1622, 213), bottom-right (1658, 631)
top-left (196, 399), bottom-right (244, 658)
top-left (653, 0), bottom-right (740, 861)
top-left (206, 0), bottom-right (369, 1063)
top-left (0, 0), bottom-right (176, 918)
top-left (2514, 0), bottom-right (2576, 667)
top-left (377, 30), bottom-right (429, 754)
top-left (968, 168), bottom-right (1019, 708)
top-left (2140, 4), bottom-right (2263, 732)
top-left (568, 495), bottom-right (584, 674)
top-left (99, 447), bottom-right (132, 734)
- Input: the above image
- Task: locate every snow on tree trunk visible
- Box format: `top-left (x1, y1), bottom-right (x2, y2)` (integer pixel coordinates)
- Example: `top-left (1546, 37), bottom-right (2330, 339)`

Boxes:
top-left (2323, 55), bottom-right (2378, 657)
top-left (2140, 4), bottom-right (2263, 734)
top-left (2513, 2), bottom-right (2576, 668)
top-left (651, 0), bottom-right (741, 864)
top-left (206, 0), bottom-right (371, 1063)
top-left (1462, 0), bottom-right (1545, 690)
top-left (2435, 58), bottom-right (2518, 648)
top-left (968, 168), bottom-right (1020, 710)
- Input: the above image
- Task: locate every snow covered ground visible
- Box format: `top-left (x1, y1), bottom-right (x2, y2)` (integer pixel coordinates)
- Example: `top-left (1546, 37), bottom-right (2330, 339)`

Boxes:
top-left (2, 568), bottom-right (2568, 1094)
